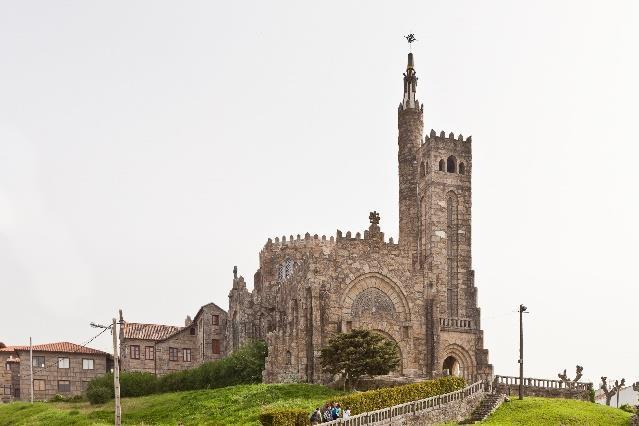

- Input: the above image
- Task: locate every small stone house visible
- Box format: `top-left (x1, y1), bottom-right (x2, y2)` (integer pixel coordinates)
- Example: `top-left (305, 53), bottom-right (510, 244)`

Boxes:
top-left (0, 342), bottom-right (111, 401)
top-left (119, 302), bottom-right (227, 376)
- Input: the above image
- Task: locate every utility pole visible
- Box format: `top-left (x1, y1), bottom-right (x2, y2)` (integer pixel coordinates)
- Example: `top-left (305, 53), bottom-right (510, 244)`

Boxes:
top-left (112, 318), bottom-right (122, 426)
top-left (518, 304), bottom-right (527, 400)
top-left (29, 337), bottom-right (33, 404)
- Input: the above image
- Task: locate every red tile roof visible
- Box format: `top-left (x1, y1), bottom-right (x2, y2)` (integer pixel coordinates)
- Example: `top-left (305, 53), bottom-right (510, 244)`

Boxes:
top-left (121, 322), bottom-right (183, 341)
top-left (0, 342), bottom-right (109, 356)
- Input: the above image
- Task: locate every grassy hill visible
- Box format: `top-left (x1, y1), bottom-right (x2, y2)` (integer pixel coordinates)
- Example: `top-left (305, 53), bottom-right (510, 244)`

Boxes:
top-left (483, 397), bottom-right (633, 425)
top-left (0, 383), bottom-right (343, 426)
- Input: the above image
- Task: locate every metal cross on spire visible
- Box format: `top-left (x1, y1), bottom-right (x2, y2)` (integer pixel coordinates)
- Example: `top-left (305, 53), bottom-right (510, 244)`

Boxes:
top-left (405, 33), bottom-right (417, 51)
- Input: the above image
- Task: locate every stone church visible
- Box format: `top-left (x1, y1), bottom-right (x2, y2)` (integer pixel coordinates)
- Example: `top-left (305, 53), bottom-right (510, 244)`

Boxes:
top-left (227, 52), bottom-right (493, 384)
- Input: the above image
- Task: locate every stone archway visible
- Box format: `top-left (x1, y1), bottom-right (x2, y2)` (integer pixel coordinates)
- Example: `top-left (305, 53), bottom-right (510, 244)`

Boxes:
top-left (341, 273), bottom-right (411, 374)
top-left (443, 355), bottom-right (461, 377)
top-left (441, 343), bottom-right (474, 381)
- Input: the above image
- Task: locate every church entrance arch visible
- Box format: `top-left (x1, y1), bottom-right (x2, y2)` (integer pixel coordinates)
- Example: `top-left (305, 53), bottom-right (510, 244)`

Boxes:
top-left (341, 273), bottom-right (411, 374)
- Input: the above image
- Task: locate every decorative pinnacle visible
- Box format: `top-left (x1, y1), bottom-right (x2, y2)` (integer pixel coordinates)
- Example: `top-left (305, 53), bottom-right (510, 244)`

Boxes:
top-left (369, 211), bottom-right (380, 225)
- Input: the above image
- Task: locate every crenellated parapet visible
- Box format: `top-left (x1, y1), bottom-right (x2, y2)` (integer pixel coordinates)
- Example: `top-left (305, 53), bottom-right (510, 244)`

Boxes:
top-left (424, 129), bottom-right (472, 145)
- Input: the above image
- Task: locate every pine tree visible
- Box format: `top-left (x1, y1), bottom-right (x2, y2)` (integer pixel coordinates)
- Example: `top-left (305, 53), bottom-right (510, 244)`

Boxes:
top-left (320, 329), bottom-right (400, 390)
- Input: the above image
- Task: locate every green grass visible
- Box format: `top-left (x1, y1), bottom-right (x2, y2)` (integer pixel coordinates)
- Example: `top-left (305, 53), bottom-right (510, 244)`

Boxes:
top-left (0, 383), bottom-right (344, 425)
top-left (482, 397), bottom-right (633, 425)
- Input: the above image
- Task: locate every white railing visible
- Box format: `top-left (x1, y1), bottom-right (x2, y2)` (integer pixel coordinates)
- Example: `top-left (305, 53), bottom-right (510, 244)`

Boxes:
top-left (322, 380), bottom-right (485, 425)
top-left (494, 375), bottom-right (592, 391)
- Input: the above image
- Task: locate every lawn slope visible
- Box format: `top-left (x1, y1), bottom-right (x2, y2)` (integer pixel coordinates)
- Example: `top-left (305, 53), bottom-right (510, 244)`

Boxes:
top-left (0, 383), bottom-right (343, 426)
top-left (483, 397), bottom-right (632, 425)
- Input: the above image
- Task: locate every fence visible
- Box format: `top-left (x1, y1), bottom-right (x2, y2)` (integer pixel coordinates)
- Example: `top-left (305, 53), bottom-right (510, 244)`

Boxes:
top-left (494, 375), bottom-right (591, 391)
top-left (321, 380), bottom-right (486, 425)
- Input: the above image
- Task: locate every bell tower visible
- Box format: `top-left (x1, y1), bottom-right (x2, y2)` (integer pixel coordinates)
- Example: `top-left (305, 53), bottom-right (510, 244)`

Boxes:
top-left (397, 52), bottom-right (423, 267)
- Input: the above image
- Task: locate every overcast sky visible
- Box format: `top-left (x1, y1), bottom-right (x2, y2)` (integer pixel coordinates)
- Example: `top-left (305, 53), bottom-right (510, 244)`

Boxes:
top-left (1, 1), bottom-right (638, 385)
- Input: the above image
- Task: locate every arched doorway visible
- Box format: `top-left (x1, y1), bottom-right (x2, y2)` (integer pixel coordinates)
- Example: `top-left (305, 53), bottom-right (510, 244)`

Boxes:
top-left (443, 356), bottom-right (461, 377)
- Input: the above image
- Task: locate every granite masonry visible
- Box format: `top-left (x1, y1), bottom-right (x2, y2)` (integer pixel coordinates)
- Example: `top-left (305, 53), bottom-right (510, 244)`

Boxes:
top-left (119, 303), bottom-right (227, 376)
top-left (227, 52), bottom-right (493, 384)
top-left (0, 342), bottom-right (111, 401)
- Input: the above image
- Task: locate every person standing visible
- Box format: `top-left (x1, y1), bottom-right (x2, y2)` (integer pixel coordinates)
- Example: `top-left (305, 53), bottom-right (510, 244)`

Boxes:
top-left (310, 408), bottom-right (321, 425)
top-left (343, 406), bottom-right (351, 419)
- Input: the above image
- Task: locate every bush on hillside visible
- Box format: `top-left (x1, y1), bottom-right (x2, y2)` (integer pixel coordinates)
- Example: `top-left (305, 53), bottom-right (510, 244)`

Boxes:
top-left (49, 394), bottom-right (85, 403)
top-left (87, 386), bottom-right (112, 405)
top-left (259, 408), bottom-right (308, 426)
top-left (84, 340), bottom-right (267, 401)
top-left (335, 376), bottom-right (465, 415)
top-left (620, 403), bottom-right (636, 414)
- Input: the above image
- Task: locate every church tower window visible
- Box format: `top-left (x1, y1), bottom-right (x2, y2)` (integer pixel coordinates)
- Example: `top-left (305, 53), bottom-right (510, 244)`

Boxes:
top-left (447, 156), bottom-right (457, 173)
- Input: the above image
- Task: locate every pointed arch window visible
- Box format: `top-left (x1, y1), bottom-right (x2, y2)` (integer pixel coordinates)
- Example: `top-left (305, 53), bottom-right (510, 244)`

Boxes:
top-left (438, 159), bottom-right (445, 172)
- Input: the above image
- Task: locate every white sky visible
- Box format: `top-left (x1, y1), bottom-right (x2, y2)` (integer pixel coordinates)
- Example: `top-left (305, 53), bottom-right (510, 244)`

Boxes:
top-left (1, 1), bottom-right (637, 386)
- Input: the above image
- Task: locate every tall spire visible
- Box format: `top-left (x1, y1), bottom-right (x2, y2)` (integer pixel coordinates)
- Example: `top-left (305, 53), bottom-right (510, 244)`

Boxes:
top-left (402, 52), bottom-right (419, 110)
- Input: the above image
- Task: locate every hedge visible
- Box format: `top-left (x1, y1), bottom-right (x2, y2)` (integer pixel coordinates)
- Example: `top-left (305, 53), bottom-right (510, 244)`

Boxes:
top-left (258, 376), bottom-right (466, 424)
top-left (259, 408), bottom-right (309, 426)
top-left (84, 340), bottom-right (267, 402)
top-left (338, 376), bottom-right (465, 414)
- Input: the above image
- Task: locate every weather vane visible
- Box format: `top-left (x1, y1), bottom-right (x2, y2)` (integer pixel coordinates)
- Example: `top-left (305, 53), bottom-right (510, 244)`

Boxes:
top-left (405, 33), bottom-right (417, 51)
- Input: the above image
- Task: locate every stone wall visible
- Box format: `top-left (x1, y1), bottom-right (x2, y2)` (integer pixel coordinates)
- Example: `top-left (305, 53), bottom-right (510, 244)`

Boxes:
top-left (120, 303), bottom-right (227, 376)
top-left (401, 390), bottom-right (484, 425)
top-left (15, 350), bottom-right (109, 401)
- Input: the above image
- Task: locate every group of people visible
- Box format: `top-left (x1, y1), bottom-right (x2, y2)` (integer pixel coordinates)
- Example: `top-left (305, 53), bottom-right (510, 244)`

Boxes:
top-left (309, 402), bottom-right (351, 424)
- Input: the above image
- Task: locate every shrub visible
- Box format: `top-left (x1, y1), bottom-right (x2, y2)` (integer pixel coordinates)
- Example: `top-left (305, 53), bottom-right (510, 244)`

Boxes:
top-left (49, 393), bottom-right (85, 403)
top-left (588, 388), bottom-right (596, 403)
top-left (259, 408), bottom-right (308, 426)
top-left (87, 386), bottom-right (112, 405)
top-left (620, 403), bottom-right (636, 414)
top-left (334, 376), bottom-right (465, 415)
top-left (157, 340), bottom-right (267, 393)
top-left (120, 372), bottom-right (158, 397)
top-left (84, 340), bottom-right (268, 402)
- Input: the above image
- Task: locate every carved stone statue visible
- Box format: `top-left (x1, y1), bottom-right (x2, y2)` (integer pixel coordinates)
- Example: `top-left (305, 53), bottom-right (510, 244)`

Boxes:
top-left (369, 211), bottom-right (380, 225)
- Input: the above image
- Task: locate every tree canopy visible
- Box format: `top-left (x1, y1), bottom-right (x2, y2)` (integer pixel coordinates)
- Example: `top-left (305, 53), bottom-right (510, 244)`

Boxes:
top-left (320, 329), bottom-right (400, 389)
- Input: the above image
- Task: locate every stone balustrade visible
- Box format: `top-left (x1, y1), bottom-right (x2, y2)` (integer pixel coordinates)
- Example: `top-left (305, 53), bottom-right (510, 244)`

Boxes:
top-left (494, 375), bottom-right (591, 391)
top-left (439, 317), bottom-right (473, 330)
top-left (322, 380), bottom-right (486, 425)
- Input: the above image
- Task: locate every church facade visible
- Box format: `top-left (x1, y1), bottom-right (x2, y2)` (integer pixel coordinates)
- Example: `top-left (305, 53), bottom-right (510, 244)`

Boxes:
top-left (227, 52), bottom-right (493, 384)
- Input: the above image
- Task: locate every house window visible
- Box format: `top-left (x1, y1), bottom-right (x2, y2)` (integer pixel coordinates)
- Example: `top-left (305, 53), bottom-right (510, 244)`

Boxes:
top-left (32, 356), bottom-right (45, 368)
top-left (58, 357), bottom-right (70, 369)
top-left (190, 327), bottom-right (196, 335)
top-left (212, 314), bottom-right (219, 326)
top-left (82, 359), bottom-right (94, 370)
top-left (212, 339), bottom-right (220, 355)
top-left (169, 347), bottom-right (178, 361)
top-left (5, 363), bottom-right (9, 371)
top-left (183, 349), bottom-right (192, 362)
top-left (33, 379), bottom-right (46, 391)
top-left (130, 345), bottom-right (140, 359)
top-left (58, 380), bottom-right (71, 393)
top-left (3, 386), bottom-right (10, 395)
top-left (145, 346), bottom-right (154, 360)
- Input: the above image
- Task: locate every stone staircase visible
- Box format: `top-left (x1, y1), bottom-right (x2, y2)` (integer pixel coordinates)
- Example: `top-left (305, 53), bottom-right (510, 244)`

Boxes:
top-left (460, 392), bottom-right (505, 424)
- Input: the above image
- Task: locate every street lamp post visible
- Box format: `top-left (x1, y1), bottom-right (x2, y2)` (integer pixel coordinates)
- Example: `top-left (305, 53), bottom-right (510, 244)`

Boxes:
top-left (518, 304), bottom-right (528, 400)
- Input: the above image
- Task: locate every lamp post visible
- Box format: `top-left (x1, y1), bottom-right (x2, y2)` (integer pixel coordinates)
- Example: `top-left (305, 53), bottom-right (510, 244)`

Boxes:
top-left (518, 304), bottom-right (528, 400)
